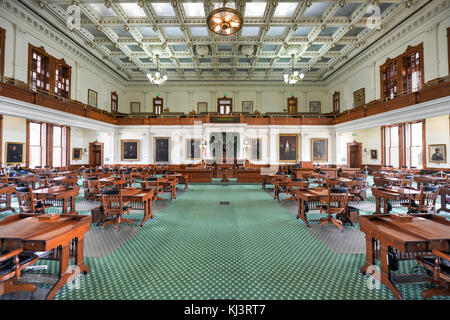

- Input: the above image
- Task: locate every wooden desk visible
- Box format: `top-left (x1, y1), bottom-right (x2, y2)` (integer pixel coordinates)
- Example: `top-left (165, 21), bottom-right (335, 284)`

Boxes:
top-left (116, 188), bottom-right (154, 227)
top-left (0, 213), bottom-right (91, 300)
top-left (414, 176), bottom-right (447, 189)
top-left (178, 169), bottom-right (213, 182)
top-left (8, 175), bottom-right (39, 189)
top-left (33, 186), bottom-right (80, 214)
top-left (359, 214), bottom-right (450, 300)
top-left (373, 176), bottom-right (402, 187)
top-left (437, 184), bottom-right (450, 213)
top-left (0, 184), bottom-right (15, 214)
top-left (296, 188), bottom-right (329, 227)
top-left (236, 170), bottom-right (265, 182)
top-left (159, 178), bottom-right (177, 202)
top-left (316, 168), bottom-right (339, 179)
top-left (339, 168), bottom-right (360, 177)
top-left (295, 168), bottom-right (315, 179)
top-left (99, 177), bottom-right (125, 187)
top-left (371, 187), bottom-right (420, 214)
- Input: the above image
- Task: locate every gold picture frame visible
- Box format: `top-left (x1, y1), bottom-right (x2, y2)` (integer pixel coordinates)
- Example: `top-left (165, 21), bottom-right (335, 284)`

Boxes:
top-left (186, 138), bottom-right (201, 160)
top-left (5, 142), bottom-right (25, 165)
top-left (428, 144), bottom-right (446, 163)
top-left (278, 134), bottom-right (298, 163)
top-left (370, 149), bottom-right (378, 160)
top-left (197, 102), bottom-right (208, 114)
top-left (121, 140), bottom-right (140, 161)
top-left (311, 138), bottom-right (328, 162)
top-left (242, 101), bottom-right (253, 113)
top-left (72, 148), bottom-right (82, 160)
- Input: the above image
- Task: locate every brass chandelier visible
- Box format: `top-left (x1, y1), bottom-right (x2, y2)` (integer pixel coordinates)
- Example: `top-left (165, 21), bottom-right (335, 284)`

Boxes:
top-left (207, 1), bottom-right (243, 36)
top-left (284, 54), bottom-right (304, 84)
top-left (147, 55), bottom-right (167, 86)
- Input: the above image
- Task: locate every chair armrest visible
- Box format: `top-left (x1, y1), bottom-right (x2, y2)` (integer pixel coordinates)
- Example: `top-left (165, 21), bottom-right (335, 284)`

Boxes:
top-left (431, 250), bottom-right (450, 262)
top-left (0, 248), bottom-right (23, 262)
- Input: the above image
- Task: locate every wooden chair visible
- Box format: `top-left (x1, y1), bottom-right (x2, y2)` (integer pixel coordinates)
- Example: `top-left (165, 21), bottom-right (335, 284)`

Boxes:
top-left (319, 187), bottom-right (349, 232)
top-left (142, 177), bottom-right (164, 203)
top-left (122, 171), bottom-right (134, 187)
top-left (415, 250), bottom-right (450, 299)
top-left (402, 174), bottom-right (414, 187)
top-left (36, 175), bottom-right (51, 189)
top-left (350, 177), bottom-right (366, 202)
top-left (85, 177), bottom-right (101, 200)
top-left (402, 185), bottom-right (440, 214)
top-left (284, 178), bottom-right (308, 202)
top-left (100, 189), bottom-right (133, 230)
top-left (15, 187), bottom-right (52, 214)
top-left (0, 249), bottom-right (39, 297)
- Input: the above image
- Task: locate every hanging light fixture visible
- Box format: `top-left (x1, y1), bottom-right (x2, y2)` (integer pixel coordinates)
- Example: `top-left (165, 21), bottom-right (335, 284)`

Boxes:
top-left (147, 54), bottom-right (167, 85)
top-left (283, 54), bottom-right (304, 84)
top-left (207, 0), bottom-right (243, 36)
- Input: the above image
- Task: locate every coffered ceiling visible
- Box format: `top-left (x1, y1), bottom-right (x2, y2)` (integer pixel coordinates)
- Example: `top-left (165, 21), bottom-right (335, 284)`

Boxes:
top-left (22, 0), bottom-right (423, 84)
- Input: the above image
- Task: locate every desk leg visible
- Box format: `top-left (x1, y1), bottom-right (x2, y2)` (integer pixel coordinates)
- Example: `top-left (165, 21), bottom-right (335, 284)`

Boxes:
top-left (296, 198), bottom-right (310, 227)
top-left (379, 244), bottom-right (403, 300)
top-left (62, 198), bottom-right (68, 214)
top-left (141, 198), bottom-right (153, 227)
top-left (46, 245), bottom-right (70, 300)
top-left (172, 186), bottom-right (176, 200)
top-left (360, 236), bottom-right (376, 274)
top-left (375, 196), bottom-right (381, 214)
top-left (69, 196), bottom-right (77, 214)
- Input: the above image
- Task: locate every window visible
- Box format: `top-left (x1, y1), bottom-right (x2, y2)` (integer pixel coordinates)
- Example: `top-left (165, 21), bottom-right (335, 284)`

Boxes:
top-left (153, 97), bottom-right (163, 115)
top-left (0, 27), bottom-right (5, 77)
top-left (380, 43), bottom-right (423, 100)
top-left (54, 60), bottom-right (71, 98)
top-left (382, 120), bottom-right (425, 169)
top-left (384, 125), bottom-right (399, 167)
top-left (404, 121), bottom-right (424, 169)
top-left (381, 60), bottom-right (398, 100)
top-left (53, 126), bottom-right (62, 168)
top-left (332, 91), bottom-right (340, 113)
top-left (28, 44), bottom-right (72, 98)
top-left (111, 91), bottom-right (118, 113)
top-left (27, 121), bottom-right (46, 169)
top-left (30, 47), bottom-right (51, 92)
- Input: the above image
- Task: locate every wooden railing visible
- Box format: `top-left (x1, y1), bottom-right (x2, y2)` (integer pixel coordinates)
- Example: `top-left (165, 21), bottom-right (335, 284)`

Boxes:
top-left (0, 75), bottom-right (448, 126)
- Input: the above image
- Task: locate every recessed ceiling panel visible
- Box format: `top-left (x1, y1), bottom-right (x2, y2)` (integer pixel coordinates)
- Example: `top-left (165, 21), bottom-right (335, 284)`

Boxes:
top-left (172, 44), bottom-right (188, 52)
top-left (110, 27), bottom-right (131, 37)
top-left (151, 2), bottom-right (176, 17)
top-left (244, 2), bottom-right (267, 17)
top-left (266, 26), bottom-right (286, 37)
top-left (304, 2), bottom-right (329, 17)
top-left (163, 27), bottom-right (183, 37)
top-left (190, 27), bottom-right (209, 37)
top-left (89, 3), bottom-right (116, 17)
top-left (241, 27), bottom-right (260, 37)
top-left (335, 3), bottom-right (360, 17)
top-left (293, 26), bottom-right (313, 37)
top-left (119, 3), bottom-right (146, 17)
top-left (136, 27), bottom-right (159, 38)
top-left (182, 3), bottom-right (205, 17)
top-left (273, 2), bottom-right (298, 17)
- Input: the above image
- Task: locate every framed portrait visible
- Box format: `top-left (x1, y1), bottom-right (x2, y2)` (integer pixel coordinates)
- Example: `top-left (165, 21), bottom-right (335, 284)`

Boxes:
top-left (428, 144), bottom-right (446, 163)
top-left (72, 148), bottom-right (82, 160)
top-left (370, 149), bottom-right (378, 160)
top-left (250, 138), bottom-right (261, 161)
top-left (5, 142), bottom-right (25, 165)
top-left (186, 138), bottom-right (201, 160)
top-left (311, 138), bottom-right (328, 162)
top-left (279, 134), bottom-right (298, 162)
top-left (121, 140), bottom-right (140, 161)
top-left (197, 102), bottom-right (208, 114)
top-left (353, 88), bottom-right (366, 108)
top-left (242, 101), bottom-right (253, 114)
top-left (88, 89), bottom-right (98, 108)
top-left (155, 137), bottom-right (170, 162)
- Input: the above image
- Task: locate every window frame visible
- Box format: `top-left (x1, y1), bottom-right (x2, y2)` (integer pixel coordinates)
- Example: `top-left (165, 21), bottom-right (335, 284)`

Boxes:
top-left (153, 97), bottom-right (163, 115)
top-left (28, 44), bottom-right (72, 99)
top-left (332, 91), bottom-right (340, 113)
top-left (380, 43), bottom-right (424, 100)
top-left (26, 120), bottom-right (47, 169)
top-left (111, 91), bottom-right (118, 113)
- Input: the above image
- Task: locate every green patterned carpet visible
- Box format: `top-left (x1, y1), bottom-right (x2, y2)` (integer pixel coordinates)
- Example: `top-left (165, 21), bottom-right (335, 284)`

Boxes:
top-left (1, 177), bottom-right (449, 300)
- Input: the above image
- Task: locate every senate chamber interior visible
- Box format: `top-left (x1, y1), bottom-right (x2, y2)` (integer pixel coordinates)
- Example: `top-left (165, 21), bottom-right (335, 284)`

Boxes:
top-left (0, 0), bottom-right (449, 305)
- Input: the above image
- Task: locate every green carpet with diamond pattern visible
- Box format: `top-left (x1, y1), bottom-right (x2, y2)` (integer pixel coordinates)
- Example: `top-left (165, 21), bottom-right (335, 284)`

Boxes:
top-left (1, 176), bottom-right (449, 300)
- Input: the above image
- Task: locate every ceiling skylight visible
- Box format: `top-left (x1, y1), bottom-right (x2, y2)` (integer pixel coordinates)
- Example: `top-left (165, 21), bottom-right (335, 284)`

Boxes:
top-left (151, 2), bottom-right (176, 17)
top-left (244, 2), bottom-right (267, 17)
top-left (119, 3), bottom-right (146, 17)
top-left (89, 3), bottom-right (116, 17)
top-left (273, 2), bottom-right (298, 17)
top-left (183, 3), bottom-right (205, 17)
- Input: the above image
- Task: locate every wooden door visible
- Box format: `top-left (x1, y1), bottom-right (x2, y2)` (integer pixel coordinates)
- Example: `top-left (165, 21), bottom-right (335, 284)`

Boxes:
top-left (89, 141), bottom-right (104, 167)
top-left (347, 141), bottom-right (362, 168)
top-left (287, 97), bottom-right (298, 114)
